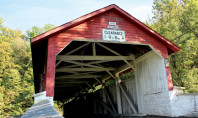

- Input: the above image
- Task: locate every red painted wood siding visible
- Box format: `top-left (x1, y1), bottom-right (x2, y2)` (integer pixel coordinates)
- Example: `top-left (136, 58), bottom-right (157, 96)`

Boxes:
top-left (46, 37), bottom-right (56, 96)
top-left (166, 67), bottom-right (173, 90)
top-left (46, 11), bottom-right (172, 96)
top-left (52, 11), bottom-right (168, 58)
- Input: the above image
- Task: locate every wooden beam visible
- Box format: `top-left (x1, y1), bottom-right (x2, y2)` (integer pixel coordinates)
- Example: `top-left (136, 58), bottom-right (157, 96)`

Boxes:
top-left (63, 60), bottom-right (104, 69)
top-left (56, 67), bottom-right (115, 72)
top-left (86, 83), bottom-right (92, 88)
top-left (89, 60), bottom-right (115, 64)
top-left (55, 42), bottom-right (90, 70)
top-left (97, 42), bottom-right (135, 59)
top-left (97, 42), bottom-right (135, 70)
top-left (93, 77), bottom-right (117, 113)
top-left (67, 72), bottom-right (98, 76)
top-left (97, 42), bottom-right (121, 56)
top-left (104, 87), bottom-right (117, 113)
top-left (56, 83), bottom-right (80, 87)
top-left (116, 80), bottom-right (122, 114)
top-left (95, 99), bottom-right (116, 114)
top-left (88, 61), bottom-right (133, 91)
top-left (117, 81), bottom-right (137, 114)
top-left (92, 42), bottom-right (96, 56)
top-left (92, 84), bottom-right (96, 92)
top-left (106, 71), bottom-right (117, 81)
top-left (57, 73), bottom-right (100, 77)
top-left (66, 42), bottom-right (90, 55)
top-left (105, 71), bottom-right (122, 114)
top-left (106, 71), bottom-right (137, 113)
top-left (114, 61), bottom-right (133, 74)
top-left (56, 80), bottom-right (88, 82)
top-left (55, 85), bottom-right (82, 87)
top-left (133, 45), bottom-right (148, 53)
top-left (56, 80), bottom-right (89, 82)
top-left (57, 55), bottom-right (133, 61)
top-left (94, 77), bottom-right (101, 84)
top-left (65, 60), bottom-right (113, 68)
top-left (56, 60), bottom-right (62, 68)
top-left (123, 60), bottom-right (135, 70)
top-left (56, 74), bottom-right (101, 79)
top-left (56, 81), bottom-right (88, 84)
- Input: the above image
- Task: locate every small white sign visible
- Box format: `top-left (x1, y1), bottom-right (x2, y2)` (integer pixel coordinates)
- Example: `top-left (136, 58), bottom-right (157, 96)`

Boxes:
top-left (109, 22), bottom-right (116, 26)
top-left (102, 29), bottom-right (125, 42)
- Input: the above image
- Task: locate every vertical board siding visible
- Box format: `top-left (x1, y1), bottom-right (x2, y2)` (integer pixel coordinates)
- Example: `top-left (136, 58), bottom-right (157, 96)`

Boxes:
top-left (121, 78), bottom-right (137, 114)
top-left (108, 86), bottom-right (117, 104)
top-left (95, 79), bottom-right (137, 115)
top-left (134, 51), bottom-right (172, 116)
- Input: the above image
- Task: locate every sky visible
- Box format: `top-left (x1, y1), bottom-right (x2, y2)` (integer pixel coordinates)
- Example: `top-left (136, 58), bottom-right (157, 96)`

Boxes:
top-left (0, 0), bottom-right (154, 33)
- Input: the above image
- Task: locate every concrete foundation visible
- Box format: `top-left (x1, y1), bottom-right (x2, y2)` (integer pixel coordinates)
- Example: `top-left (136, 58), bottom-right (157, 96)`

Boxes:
top-left (170, 86), bottom-right (198, 117)
top-left (32, 91), bottom-right (54, 106)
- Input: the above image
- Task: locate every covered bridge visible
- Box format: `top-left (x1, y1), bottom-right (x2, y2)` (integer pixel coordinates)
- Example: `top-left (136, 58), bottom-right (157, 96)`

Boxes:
top-left (29, 4), bottom-right (195, 117)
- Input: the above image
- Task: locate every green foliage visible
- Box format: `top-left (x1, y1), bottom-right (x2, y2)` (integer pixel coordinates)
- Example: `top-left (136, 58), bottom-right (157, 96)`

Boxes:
top-left (120, 71), bottom-right (135, 81)
top-left (105, 79), bottom-right (115, 87)
top-left (147, 0), bottom-right (198, 93)
top-left (0, 19), bottom-right (58, 117)
top-left (26, 24), bottom-right (56, 39)
top-left (54, 101), bottom-right (63, 115)
top-left (0, 17), bottom-right (34, 117)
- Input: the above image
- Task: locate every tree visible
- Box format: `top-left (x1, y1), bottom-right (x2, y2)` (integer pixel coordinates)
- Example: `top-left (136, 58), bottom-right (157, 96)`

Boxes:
top-left (26, 24), bottom-right (56, 39)
top-left (0, 17), bottom-right (34, 117)
top-left (0, 18), bottom-right (57, 116)
top-left (147, 0), bottom-right (198, 92)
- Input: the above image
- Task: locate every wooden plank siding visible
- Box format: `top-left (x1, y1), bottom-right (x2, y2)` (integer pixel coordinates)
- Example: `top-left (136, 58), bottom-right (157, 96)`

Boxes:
top-left (52, 12), bottom-right (169, 58)
top-left (45, 37), bottom-right (56, 96)
top-left (134, 51), bottom-right (172, 115)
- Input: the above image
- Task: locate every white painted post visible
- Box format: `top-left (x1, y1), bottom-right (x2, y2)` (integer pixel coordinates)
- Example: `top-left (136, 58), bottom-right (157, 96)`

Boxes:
top-left (102, 80), bottom-right (107, 114)
top-left (115, 75), bottom-right (122, 114)
top-left (116, 77), bottom-right (137, 113)
top-left (94, 77), bottom-right (116, 113)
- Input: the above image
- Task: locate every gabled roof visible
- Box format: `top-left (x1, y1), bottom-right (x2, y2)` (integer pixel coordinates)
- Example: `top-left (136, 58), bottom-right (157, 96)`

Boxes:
top-left (31, 4), bottom-right (180, 53)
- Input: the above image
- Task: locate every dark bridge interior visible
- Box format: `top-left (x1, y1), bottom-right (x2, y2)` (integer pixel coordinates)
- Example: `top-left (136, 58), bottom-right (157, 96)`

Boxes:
top-left (52, 40), bottom-right (152, 117)
top-left (54, 40), bottom-right (151, 101)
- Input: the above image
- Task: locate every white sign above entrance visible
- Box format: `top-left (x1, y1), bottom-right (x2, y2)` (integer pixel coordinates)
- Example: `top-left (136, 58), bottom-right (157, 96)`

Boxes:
top-left (102, 29), bottom-right (126, 42)
top-left (109, 22), bottom-right (116, 26)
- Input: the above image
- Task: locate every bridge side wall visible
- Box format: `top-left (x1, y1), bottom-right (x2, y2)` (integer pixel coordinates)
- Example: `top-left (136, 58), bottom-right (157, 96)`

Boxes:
top-left (134, 51), bottom-right (172, 116)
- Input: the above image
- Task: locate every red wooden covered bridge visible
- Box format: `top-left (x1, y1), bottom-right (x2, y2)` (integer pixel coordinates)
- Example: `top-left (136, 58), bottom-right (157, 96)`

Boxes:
top-left (29, 4), bottom-right (192, 118)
